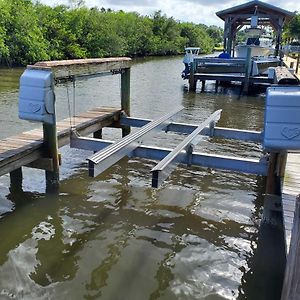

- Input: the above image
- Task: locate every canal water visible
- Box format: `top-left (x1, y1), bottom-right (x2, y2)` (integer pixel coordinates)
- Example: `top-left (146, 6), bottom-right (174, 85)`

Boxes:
top-left (0, 56), bottom-right (281, 299)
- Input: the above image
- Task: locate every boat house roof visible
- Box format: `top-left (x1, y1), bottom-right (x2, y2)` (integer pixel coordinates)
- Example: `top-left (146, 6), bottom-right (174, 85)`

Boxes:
top-left (216, 0), bottom-right (295, 55)
top-left (216, 0), bottom-right (295, 23)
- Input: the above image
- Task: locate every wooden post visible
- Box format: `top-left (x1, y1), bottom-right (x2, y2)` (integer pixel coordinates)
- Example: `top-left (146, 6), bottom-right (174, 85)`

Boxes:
top-left (9, 167), bottom-right (23, 193)
top-left (266, 152), bottom-right (287, 195)
top-left (296, 53), bottom-right (300, 74)
top-left (93, 130), bottom-right (102, 139)
top-left (93, 129), bottom-right (102, 153)
top-left (215, 80), bottom-right (219, 93)
top-left (189, 61), bottom-right (197, 92)
top-left (43, 79), bottom-right (59, 193)
top-left (281, 196), bottom-right (300, 300)
top-left (243, 47), bottom-right (252, 93)
top-left (121, 68), bottom-right (131, 137)
top-left (201, 80), bottom-right (206, 92)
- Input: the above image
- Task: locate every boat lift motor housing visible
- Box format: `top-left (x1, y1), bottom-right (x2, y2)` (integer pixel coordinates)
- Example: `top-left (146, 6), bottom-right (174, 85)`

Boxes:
top-left (19, 69), bottom-right (55, 124)
top-left (264, 86), bottom-right (300, 150)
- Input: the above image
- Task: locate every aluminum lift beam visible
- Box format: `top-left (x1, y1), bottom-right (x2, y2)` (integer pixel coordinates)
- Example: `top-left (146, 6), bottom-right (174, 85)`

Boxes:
top-left (70, 136), bottom-right (268, 179)
top-left (120, 116), bottom-right (262, 143)
top-left (151, 110), bottom-right (222, 188)
top-left (88, 106), bottom-right (183, 177)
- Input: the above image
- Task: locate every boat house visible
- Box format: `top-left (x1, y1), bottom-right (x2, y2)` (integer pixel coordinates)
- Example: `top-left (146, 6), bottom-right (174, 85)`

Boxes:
top-left (216, 0), bottom-right (295, 56)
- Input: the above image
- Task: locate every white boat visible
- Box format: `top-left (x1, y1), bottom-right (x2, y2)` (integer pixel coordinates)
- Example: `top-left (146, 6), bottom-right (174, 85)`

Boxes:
top-left (235, 27), bottom-right (275, 58)
top-left (234, 18), bottom-right (280, 75)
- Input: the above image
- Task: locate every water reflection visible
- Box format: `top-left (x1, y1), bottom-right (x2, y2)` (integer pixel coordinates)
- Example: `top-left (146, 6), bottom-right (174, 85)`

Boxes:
top-left (0, 56), bottom-right (281, 299)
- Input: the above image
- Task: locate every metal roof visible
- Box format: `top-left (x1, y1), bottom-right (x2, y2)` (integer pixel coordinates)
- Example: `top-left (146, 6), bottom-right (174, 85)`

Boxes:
top-left (216, 0), bottom-right (295, 21)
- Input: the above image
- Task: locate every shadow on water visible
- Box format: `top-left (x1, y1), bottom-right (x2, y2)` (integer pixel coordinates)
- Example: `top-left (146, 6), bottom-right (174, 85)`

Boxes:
top-left (237, 176), bottom-right (286, 300)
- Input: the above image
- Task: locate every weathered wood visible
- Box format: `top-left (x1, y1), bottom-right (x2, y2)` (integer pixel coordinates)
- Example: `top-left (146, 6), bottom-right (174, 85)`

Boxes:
top-left (26, 158), bottom-right (54, 172)
top-left (29, 57), bottom-right (132, 80)
top-left (194, 73), bottom-right (272, 85)
top-left (121, 68), bottom-right (131, 136)
top-left (282, 153), bottom-right (300, 253)
top-left (189, 61), bottom-right (197, 92)
top-left (266, 152), bottom-right (287, 195)
top-left (274, 66), bottom-right (299, 85)
top-left (194, 57), bottom-right (246, 74)
top-left (0, 107), bottom-right (120, 178)
top-left (243, 47), bottom-right (252, 93)
top-left (43, 122), bottom-right (60, 191)
top-left (281, 196), bottom-right (300, 300)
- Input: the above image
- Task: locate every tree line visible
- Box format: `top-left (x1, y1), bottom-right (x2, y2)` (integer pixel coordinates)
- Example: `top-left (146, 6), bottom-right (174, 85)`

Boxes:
top-left (0, 0), bottom-right (223, 66)
top-left (284, 12), bottom-right (300, 44)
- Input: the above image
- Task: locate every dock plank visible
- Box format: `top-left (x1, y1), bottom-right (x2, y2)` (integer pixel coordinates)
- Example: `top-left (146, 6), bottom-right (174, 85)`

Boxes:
top-left (282, 153), bottom-right (300, 254)
top-left (0, 107), bottom-right (121, 176)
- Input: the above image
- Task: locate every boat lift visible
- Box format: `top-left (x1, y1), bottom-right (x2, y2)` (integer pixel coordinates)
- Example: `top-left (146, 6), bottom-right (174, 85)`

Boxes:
top-left (70, 107), bottom-right (268, 188)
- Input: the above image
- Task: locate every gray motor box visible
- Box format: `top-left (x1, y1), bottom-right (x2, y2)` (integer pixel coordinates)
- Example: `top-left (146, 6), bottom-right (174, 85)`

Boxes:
top-left (264, 86), bottom-right (300, 150)
top-left (19, 69), bottom-right (55, 124)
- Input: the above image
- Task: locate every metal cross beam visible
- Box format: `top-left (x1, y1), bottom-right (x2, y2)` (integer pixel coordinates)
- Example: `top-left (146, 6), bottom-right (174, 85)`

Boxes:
top-left (120, 116), bottom-right (262, 143)
top-left (87, 106), bottom-right (183, 177)
top-left (70, 136), bottom-right (268, 180)
top-left (151, 110), bottom-right (222, 188)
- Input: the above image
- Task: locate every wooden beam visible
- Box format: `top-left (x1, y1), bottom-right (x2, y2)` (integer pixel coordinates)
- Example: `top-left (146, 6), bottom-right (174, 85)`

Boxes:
top-left (274, 66), bottom-right (299, 85)
top-left (26, 158), bottom-right (54, 171)
top-left (28, 57), bottom-right (132, 80)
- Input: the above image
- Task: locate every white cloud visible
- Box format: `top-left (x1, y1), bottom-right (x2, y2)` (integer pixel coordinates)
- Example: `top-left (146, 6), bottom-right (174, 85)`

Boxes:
top-left (37, 0), bottom-right (300, 27)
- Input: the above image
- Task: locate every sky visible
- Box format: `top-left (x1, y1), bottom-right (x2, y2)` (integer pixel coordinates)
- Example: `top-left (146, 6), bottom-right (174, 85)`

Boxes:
top-left (40, 0), bottom-right (300, 27)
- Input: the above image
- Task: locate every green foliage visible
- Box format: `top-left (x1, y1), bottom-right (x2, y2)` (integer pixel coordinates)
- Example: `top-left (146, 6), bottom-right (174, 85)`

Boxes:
top-left (1, 0), bottom-right (49, 65)
top-left (0, 1), bottom-right (219, 66)
top-left (180, 22), bottom-right (214, 53)
top-left (284, 13), bottom-right (300, 42)
top-left (207, 25), bottom-right (223, 46)
top-left (0, 0), bottom-right (9, 60)
top-left (236, 30), bottom-right (247, 44)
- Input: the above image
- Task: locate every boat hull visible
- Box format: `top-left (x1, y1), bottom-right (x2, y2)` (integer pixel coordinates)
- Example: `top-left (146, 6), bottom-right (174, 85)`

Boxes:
top-left (235, 45), bottom-right (274, 58)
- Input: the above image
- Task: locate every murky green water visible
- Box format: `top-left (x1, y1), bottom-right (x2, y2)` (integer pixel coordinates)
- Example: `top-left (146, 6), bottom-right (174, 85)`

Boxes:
top-left (0, 57), bottom-right (282, 299)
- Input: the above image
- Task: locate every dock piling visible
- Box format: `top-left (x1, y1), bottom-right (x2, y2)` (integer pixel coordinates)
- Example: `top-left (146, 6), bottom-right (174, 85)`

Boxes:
top-left (121, 68), bottom-right (131, 137)
top-left (9, 168), bottom-right (23, 193)
top-left (189, 61), bottom-right (197, 92)
top-left (243, 47), bottom-right (252, 93)
top-left (43, 121), bottom-right (60, 192)
top-left (281, 196), bottom-right (300, 300)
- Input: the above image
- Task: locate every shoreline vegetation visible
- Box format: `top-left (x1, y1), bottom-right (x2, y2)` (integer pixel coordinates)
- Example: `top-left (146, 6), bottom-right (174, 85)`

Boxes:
top-left (0, 0), bottom-right (223, 67)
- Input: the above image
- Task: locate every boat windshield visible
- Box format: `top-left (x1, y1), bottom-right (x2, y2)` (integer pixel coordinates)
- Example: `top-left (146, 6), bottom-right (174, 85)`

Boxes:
top-left (185, 47), bottom-right (200, 55)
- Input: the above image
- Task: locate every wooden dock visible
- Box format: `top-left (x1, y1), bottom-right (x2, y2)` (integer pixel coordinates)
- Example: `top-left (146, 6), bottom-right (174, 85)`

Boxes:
top-left (194, 73), bottom-right (273, 85)
top-left (282, 153), bottom-right (300, 253)
top-left (284, 55), bottom-right (300, 79)
top-left (0, 107), bottom-right (120, 177)
top-left (1, 56), bottom-right (132, 191)
top-left (281, 152), bottom-right (300, 299)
